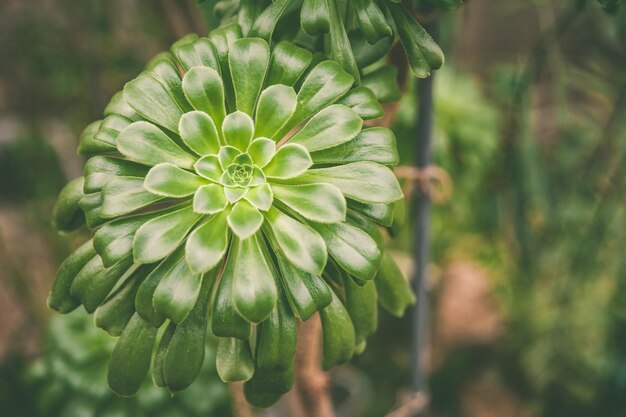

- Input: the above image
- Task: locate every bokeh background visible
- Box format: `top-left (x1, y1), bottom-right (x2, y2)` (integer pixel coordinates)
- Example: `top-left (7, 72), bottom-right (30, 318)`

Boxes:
top-left (1, 1), bottom-right (625, 416)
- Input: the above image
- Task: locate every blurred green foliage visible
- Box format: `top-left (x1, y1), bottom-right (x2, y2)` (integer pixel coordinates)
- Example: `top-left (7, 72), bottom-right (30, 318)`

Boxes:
top-left (26, 310), bottom-right (231, 417)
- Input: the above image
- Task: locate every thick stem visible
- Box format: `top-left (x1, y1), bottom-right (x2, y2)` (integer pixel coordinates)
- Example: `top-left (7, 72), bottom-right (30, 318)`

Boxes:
top-left (292, 314), bottom-right (335, 417)
top-left (229, 382), bottom-right (254, 417)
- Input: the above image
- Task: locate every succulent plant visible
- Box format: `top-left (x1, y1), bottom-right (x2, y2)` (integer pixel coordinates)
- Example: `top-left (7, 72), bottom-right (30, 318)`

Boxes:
top-left (50, 24), bottom-right (415, 406)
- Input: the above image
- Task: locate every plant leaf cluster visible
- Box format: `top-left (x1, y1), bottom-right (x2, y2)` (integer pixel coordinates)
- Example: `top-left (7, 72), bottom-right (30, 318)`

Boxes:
top-left (50, 27), bottom-right (415, 406)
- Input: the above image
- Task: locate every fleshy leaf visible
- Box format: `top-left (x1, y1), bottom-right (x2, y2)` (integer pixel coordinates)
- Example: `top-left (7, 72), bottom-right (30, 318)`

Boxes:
top-left (108, 314), bottom-right (157, 396)
top-left (229, 38), bottom-right (270, 116)
top-left (218, 146), bottom-right (241, 169)
top-left (78, 192), bottom-right (105, 229)
top-left (193, 184), bottom-right (229, 215)
top-left (289, 104), bottom-right (363, 152)
top-left (222, 111), bottom-right (255, 151)
top-left (385, 2), bottom-right (444, 78)
top-left (336, 86), bottom-right (384, 120)
top-left (94, 212), bottom-right (156, 267)
top-left (208, 24), bottom-right (242, 111)
top-left (224, 186), bottom-right (248, 203)
top-left (173, 37), bottom-right (220, 72)
top-left (244, 183), bottom-right (273, 211)
top-left (375, 252), bottom-right (415, 317)
top-left (320, 290), bottom-right (355, 370)
top-left (327, 0), bottom-right (360, 82)
top-left (136, 249), bottom-right (183, 327)
top-left (247, 138), bottom-right (276, 168)
top-left (78, 120), bottom-right (114, 156)
top-left (353, 0), bottom-right (392, 44)
top-left (185, 210), bottom-right (230, 274)
top-left (271, 183), bottom-right (346, 223)
top-left (301, 0), bottom-right (330, 36)
top-left (361, 65), bottom-right (401, 103)
top-left (182, 67), bottom-right (226, 134)
top-left (276, 61), bottom-right (354, 138)
top-left (101, 177), bottom-right (163, 218)
top-left (248, 0), bottom-right (291, 42)
top-left (162, 268), bottom-right (216, 392)
top-left (53, 177), bottom-right (85, 232)
top-left (227, 199), bottom-right (264, 239)
top-left (123, 75), bottom-right (183, 133)
top-left (263, 144), bottom-right (312, 179)
top-left (314, 222), bottom-right (381, 281)
top-left (153, 256), bottom-right (202, 323)
top-left (117, 121), bottom-right (196, 169)
top-left (194, 155), bottom-right (223, 182)
top-left (310, 127), bottom-right (399, 165)
top-left (255, 85), bottom-right (297, 140)
top-left (216, 337), bottom-right (254, 382)
top-left (343, 273), bottom-right (378, 345)
top-left (48, 240), bottom-right (96, 313)
top-left (265, 207), bottom-right (327, 275)
top-left (133, 204), bottom-right (202, 263)
top-left (95, 265), bottom-right (151, 336)
top-left (293, 162), bottom-right (402, 204)
top-left (144, 163), bottom-right (207, 198)
top-left (179, 111), bottom-right (220, 155)
top-left (84, 156), bottom-right (148, 194)
top-left (274, 252), bottom-right (332, 320)
top-left (70, 255), bottom-right (133, 313)
top-left (348, 199), bottom-right (395, 227)
top-left (232, 234), bottom-right (277, 323)
top-left (211, 242), bottom-right (252, 339)
top-left (266, 41), bottom-right (313, 87)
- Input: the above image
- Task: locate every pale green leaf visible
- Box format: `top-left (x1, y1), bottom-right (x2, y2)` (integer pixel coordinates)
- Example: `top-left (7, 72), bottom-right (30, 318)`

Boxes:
top-left (179, 111), bottom-right (220, 155)
top-left (289, 104), bottom-right (362, 152)
top-left (229, 38), bottom-right (270, 116)
top-left (193, 184), bottom-right (229, 214)
top-left (144, 163), bottom-right (207, 198)
top-left (310, 127), bottom-right (399, 165)
top-left (84, 156), bottom-right (148, 194)
top-left (255, 85), bottom-right (297, 140)
top-left (216, 337), bottom-right (254, 382)
top-left (232, 234), bottom-right (277, 323)
top-left (293, 162), bottom-right (402, 204)
top-left (185, 210), bottom-right (230, 273)
top-left (222, 111), bottom-right (255, 151)
top-left (274, 252), bottom-right (332, 320)
top-left (172, 37), bottom-right (220, 72)
top-left (153, 257), bottom-right (202, 324)
top-left (123, 75), bottom-right (183, 133)
top-left (271, 183), bottom-right (346, 223)
top-left (117, 121), bottom-right (196, 169)
top-left (247, 138), bottom-right (276, 168)
top-left (101, 177), bottom-right (163, 218)
top-left (276, 61), bottom-right (354, 138)
top-left (182, 67), bottom-right (226, 134)
top-left (244, 183), bottom-right (273, 211)
top-left (263, 144), bottom-right (312, 179)
top-left (194, 155), bottom-right (223, 182)
top-left (266, 41), bottom-right (313, 87)
top-left (133, 204), bottom-right (202, 263)
top-left (224, 186), bottom-right (248, 203)
top-left (336, 86), bottom-right (383, 120)
top-left (314, 221), bottom-right (381, 280)
top-left (227, 199), bottom-right (264, 239)
top-left (265, 207), bottom-right (327, 274)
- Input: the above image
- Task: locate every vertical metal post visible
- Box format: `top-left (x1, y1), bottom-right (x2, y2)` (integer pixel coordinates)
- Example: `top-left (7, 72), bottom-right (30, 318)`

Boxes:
top-left (410, 35), bottom-right (436, 417)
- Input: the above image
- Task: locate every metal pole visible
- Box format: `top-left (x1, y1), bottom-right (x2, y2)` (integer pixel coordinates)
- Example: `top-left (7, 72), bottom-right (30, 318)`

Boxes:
top-left (409, 30), bottom-right (436, 417)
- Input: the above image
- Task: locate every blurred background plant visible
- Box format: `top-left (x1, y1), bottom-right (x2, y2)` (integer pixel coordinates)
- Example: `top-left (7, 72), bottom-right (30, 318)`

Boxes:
top-left (1, 0), bottom-right (625, 416)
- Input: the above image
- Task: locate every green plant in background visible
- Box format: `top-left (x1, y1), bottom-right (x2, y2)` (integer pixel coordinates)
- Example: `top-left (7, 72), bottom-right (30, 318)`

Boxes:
top-left (47, 1), bottom-right (429, 404)
top-left (27, 310), bottom-right (230, 417)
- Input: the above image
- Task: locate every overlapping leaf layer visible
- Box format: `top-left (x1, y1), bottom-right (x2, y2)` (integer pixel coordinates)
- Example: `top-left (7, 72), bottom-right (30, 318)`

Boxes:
top-left (50, 26), bottom-right (415, 406)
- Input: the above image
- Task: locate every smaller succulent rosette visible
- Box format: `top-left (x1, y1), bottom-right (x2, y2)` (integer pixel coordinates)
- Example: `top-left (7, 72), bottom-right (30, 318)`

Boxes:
top-left (50, 25), bottom-right (415, 406)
